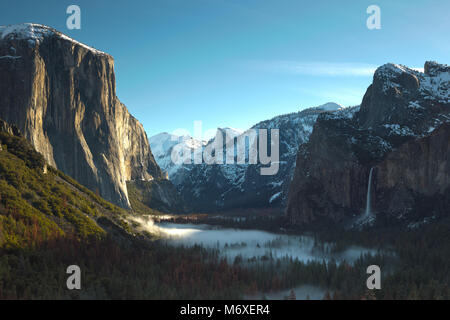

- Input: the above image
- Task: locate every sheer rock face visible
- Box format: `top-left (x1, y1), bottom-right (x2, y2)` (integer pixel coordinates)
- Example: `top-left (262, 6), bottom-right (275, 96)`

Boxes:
top-left (375, 123), bottom-right (450, 214)
top-left (0, 24), bottom-right (164, 208)
top-left (286, 62), bottom-right (450, 227)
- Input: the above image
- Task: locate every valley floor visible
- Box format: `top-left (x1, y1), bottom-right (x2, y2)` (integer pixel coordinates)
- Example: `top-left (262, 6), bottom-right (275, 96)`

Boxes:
top-left (2, 212), bottom-right (449, 299)
top-left (0, 125), bottom-right (448, 300)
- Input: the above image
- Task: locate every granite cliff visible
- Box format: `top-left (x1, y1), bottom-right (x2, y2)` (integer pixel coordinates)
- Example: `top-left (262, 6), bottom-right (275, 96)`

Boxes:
top-left (0, 24), bottom-right (177, 210)
top-left (286, 62), bottom-right (450, 227)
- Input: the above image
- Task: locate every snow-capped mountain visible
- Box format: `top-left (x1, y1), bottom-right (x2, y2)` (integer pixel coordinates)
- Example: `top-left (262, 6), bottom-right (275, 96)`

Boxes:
top-left (149, 132), bottom-right (206, 184)
top-left (151, 102), bottom-right (344, 212)
top-left (215, 127), bottom-right (243, 140)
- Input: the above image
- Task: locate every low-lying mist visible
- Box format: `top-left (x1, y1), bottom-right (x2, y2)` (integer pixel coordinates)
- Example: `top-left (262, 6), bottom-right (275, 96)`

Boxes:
top-left (130, 216), bottom-right (378, 265)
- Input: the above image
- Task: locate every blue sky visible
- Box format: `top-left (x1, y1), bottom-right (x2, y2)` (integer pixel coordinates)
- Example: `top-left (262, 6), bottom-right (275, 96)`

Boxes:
top-left (1, 0), bottom-right (449, 138)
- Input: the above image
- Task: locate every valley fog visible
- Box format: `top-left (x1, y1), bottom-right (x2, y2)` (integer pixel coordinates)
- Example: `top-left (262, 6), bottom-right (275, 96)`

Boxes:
top-left (134, 218), bottom-right (378, 264)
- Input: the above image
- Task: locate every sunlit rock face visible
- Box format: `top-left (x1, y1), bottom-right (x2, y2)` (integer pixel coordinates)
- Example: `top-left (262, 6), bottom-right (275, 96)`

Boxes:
top-left (0, 24), bottom-right (166, 208)
top-left (286, 62), bottom-right (450, 227)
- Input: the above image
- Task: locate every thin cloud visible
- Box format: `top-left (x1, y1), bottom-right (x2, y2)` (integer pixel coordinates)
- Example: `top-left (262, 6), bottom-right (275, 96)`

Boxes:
top-left (296, 86), bottom-right (368, 107)
top-left (250, 61), bottom-right (378, 77)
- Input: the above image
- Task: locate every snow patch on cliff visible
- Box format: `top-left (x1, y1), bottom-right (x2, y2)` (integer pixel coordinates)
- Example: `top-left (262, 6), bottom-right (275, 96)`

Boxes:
top-left (0, 23), bottom-right (53, 42)
top-left (0, 23), bottom-right (106, 55)
top-left (269, 192), bottom-right (282, 204)
top-left (375, 62), bottom-right (450, 103)
top-left (383, 124), bottom-right (415, 136)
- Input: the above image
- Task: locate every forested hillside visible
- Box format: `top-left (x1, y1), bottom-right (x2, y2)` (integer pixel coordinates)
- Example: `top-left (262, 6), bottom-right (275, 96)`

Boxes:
top-left (0, 124), bottom-right (248, 299)
top-left (1, 121), bottom-right (448, 300)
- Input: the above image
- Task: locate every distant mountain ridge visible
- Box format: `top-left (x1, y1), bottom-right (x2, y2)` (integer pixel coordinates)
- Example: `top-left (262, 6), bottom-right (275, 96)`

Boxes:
top-left (150, 102), bottom-right (344, 212)
top-left (149, 132), bottom-right (206, 185)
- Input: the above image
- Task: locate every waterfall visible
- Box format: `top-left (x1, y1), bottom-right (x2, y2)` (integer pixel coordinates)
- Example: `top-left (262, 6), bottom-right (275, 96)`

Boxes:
top-left (364, 167), bottom-right (375, 217)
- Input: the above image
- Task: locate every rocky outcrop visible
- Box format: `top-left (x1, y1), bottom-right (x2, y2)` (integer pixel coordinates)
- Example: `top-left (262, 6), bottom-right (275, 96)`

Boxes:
top-left (127, 179), bottom-right (186, 214)
top-left (286, 62), bottom-right (450, 227)
top-left (0, 118), bottom-right (21, 137)
top-left (0, 24), bottom-right (171, 209)
top-left (0, 118), bottom-right (19, 152)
